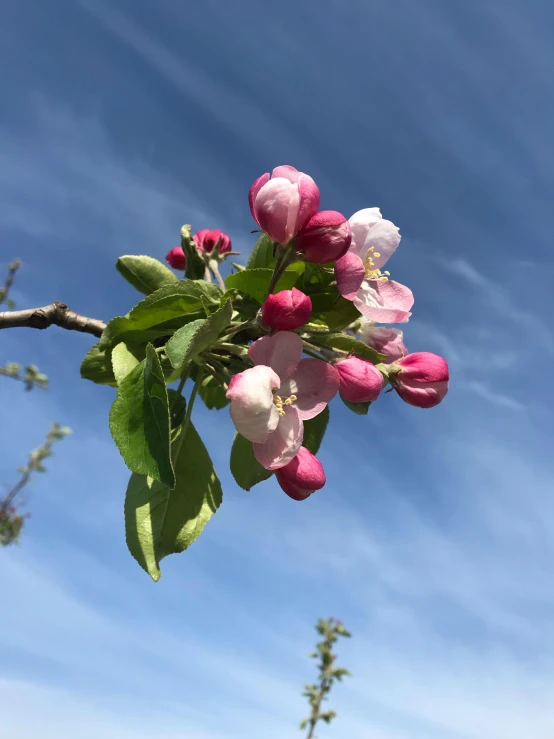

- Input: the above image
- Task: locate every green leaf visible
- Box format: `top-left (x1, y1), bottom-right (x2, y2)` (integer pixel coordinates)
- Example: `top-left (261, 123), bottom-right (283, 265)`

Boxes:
top-left (341, 396), bottom-right (371, 415)
top-left (230, 433), bottom-right (273, 491)
top-left (246, 234), bottom-right (275, 269)
top-left (7, 299), bottom-right (16, 310)
top-left (302, 406), bottom-right (330, 455)
top-left (167, 389), bottom-right (187, 428)
top-left (199, 375), bottom-right (229, 410)
top-left (225, 267), bottom-right (302, 304)
top-left (319, 333), bottom-right (385, 363)
top-left (181, 224), bottom-right (206, 280)
top-left (99, 280), bottom-right (223, 349)
top-left (125, 420), bottom-right (222, 580)
top-left (109, 344), bottom-right (174, 487)
top-left (116, 255), bottom-right (178, 295)
top-left (165, 299), bottom-right (233, 369)
top-left (80, 343), bottom-right (117, 386)
top-left (111, 341), bottom-right (144, 385)
top-left (310, 293), bottom-right (361, 330)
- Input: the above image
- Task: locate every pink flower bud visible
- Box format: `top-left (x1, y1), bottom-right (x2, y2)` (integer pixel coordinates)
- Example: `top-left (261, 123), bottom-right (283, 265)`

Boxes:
top-left (194, 229), bottom-right (232, 254)
top-left (165, 246), bottom-right (187, 270)
top-left (295, 211), bottom-right (352, 264)
top-left (260, 288), bottom-right (312, 332)
top-left (358, 324), bottom-right (407, 363)
top-left (336, 356), bottom-right (383, 403)
top-left (275, 447), bottom-right (326, 501)
top-left (392, 352), bottom-right (449, 408)
top-left (249, 165), bottom-right (320, 245)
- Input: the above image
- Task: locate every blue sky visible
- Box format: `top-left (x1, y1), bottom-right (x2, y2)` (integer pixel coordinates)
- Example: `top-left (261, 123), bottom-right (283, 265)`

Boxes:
top-left (1, 0), bottom-right (554, 737)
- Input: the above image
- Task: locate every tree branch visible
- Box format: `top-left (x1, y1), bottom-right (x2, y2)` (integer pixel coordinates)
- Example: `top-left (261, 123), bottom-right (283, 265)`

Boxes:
top-left (0, 258), bottom-right (21, 306)
top-left (0, 302), bottom-right (106, 338)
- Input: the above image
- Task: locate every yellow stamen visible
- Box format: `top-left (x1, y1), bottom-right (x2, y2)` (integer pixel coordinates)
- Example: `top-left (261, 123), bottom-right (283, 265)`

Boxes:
top-left (273, 393), bottom-right (297, 417)
top-left (363, 246), bottom-right (390, 282)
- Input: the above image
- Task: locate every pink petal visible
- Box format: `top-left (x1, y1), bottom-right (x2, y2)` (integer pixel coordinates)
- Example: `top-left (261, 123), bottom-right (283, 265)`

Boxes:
top-left (272, 165), bottom-right (302, 182)
top-left (254, 178), bottom-right (300, 245)
top-left (248, 331), bottom-right (302, 381)
top-left (227, 366), bottom-right (281, 443)
top-left (353, 279), bottom-right (413, 324)
top-left (395, 379), bottom-right (449, 408)
top-left (348, 208), bottom-right (382, 257)
top-left (296, 173), bottom-right (321, 232)
top-left (253, 406), bottom-right (303, 470)
top-left (280, 358), bottom-right (340, 420)
top-left (335, 252), bottom-right (365, 300)
top-left (358, 324), bottom-right (407, 363)
top-left (363, 219), bottom-right (401, 270)
top-left (248, 173), bottom-right (270, 222)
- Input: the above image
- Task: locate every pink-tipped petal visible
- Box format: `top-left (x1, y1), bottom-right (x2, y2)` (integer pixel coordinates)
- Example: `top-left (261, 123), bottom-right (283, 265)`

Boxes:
top-left (358, 324), bottom-right (407, 363)
top-left (254, 178), bottom-right (300, 244)
top-left (296, 174), bottom-right (321, 232)
top-left (353, 279), bottom-right (413, 324)
top-left (348, 208), bottom-right (382, 257)
top-left (248, 172), bottom-right (270, 222)
top-left (335, 252), bottom-right (365, 300)
top-left (272, 165), bottom-right (302, 182)
top-left (227, 366), bottom-right (281, 443)
top-left (280, 358), bottom-right (340, 420)
top-left (249, 331), bottom-right (303, 381)
top-left (253, 406), bottom-right (303, 470)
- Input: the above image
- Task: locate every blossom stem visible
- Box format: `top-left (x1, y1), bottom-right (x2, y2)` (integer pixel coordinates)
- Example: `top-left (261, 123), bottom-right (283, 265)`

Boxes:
top-left (173, 369), bottom-right (204, 457)
top-left (265, 244), bottom-right (295, 298)
top-left (220, 319), bottom-right (255, 340)
top-left (209, 259), bottom-right (226, 291)
top-left (204, 267), bottom-right (212, 283)
top-left (170, 370), bottom-right (190, 413)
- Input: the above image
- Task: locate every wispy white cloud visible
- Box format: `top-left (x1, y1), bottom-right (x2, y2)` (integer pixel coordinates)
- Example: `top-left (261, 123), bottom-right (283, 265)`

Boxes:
top-left (462, 379), bottom-right (524, 410)
top-left (0, 97), bottom-right (214, 251)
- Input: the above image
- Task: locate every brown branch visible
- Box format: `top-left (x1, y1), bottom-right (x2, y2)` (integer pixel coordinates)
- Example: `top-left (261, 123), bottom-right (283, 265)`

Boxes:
top-left (0, 302), bottom-right (106, 338)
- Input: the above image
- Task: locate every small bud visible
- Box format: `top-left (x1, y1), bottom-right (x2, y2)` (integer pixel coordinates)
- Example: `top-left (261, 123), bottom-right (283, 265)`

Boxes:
top-left (194, 229), bottom-right (232, 255)
top-left (249, 165), bottom-right (320, 245)
top-left (336, 356), bottom-right (383, 403)
top-left (165, 246), bottom-right (187, 270)
top-left (275, 447), bottom-right (326, 501)
top-left (261, 288), bottom-right (312, 332)
top-left (391, 352), bottom-right (449, 408)
top-left (358, 323), bottom-right (407, 363)
top-left (296, 210), bottom-right (352, 264)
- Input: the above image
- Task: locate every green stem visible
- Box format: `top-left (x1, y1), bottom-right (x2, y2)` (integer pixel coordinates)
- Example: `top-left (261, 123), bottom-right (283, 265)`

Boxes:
top-left (173, 368), bottom-right (204, 458)
top-left (220, 319), bottom-right (255, 340)
top-left (170, 369), bottom-right (189, 412)
top-left (265, 244), bottom-right (295, 298)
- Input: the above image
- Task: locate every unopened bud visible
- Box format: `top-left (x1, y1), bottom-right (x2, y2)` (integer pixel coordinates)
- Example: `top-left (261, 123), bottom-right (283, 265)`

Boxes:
top-left (336, 356), bottom-right (383, 403)
top-left (261, 288), bottom-right (312, 332)
top-left (296, 210), bottom-right (352, 264)
top-left (275, 447), bottom-right (326, 501)
top-left (165, 246), bottom-right (187, 270)
top-left (391, 352), bottom-right (449, 408)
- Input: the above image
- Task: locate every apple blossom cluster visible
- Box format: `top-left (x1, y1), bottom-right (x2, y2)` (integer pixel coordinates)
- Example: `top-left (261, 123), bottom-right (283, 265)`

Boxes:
top-left (80, 163), bottom-right (450, 579)
top-left (162, 165), bottom-right (449, 502)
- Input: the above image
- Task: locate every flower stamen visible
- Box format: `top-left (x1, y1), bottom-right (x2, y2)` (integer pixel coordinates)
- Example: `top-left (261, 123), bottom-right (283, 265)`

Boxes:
top-left (363, 246), bottom-right (390, 282)
top-left (273, 393), bottom-right (297, 416)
